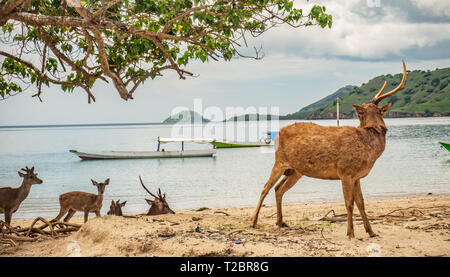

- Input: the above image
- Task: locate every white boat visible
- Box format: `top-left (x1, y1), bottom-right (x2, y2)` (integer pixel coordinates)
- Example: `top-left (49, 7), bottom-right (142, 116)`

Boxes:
top-left (70, 137), bottom-right (216, 160)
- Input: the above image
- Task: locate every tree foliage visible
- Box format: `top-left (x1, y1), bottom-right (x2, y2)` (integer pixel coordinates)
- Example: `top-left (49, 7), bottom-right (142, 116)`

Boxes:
top-left (0, 0), bottom-right (332, 102)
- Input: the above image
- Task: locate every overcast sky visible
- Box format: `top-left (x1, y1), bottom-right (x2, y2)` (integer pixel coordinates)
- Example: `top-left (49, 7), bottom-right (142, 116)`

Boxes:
top-left (1, 0), bottom-right (450, 125)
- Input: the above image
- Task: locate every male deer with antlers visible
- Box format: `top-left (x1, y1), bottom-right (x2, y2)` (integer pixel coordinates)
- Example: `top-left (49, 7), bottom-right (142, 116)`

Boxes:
top-left (139, 176), bottom-right (175, 215)
top-left (251, 61), bottom-right (407, 238)
top-left (52, 178), bottom-right (110, 223)
top-left (0, 166), bottom-right (43, 225)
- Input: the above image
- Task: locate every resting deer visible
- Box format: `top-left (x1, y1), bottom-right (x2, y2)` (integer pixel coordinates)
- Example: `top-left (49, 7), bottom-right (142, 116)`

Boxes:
top-left (139, 176), bottom-right (175, 215)
top-left (251, 61), bottom-right (407, 238)
top-left (52, 178), bottom-right (110, 223)
top-left (0, 166), bottom-right (43, 225)
top-left (107, 199), bottom-right (127, 216)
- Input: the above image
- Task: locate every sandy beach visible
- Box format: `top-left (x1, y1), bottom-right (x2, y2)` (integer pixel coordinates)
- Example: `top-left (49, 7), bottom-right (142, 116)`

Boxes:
top-left (1, 195), bottom-right (449, 257)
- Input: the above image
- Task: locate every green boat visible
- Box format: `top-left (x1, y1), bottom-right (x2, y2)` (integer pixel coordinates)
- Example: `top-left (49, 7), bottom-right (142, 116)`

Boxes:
top-left (439, 141), bottom-right (450, 152)
top-left (211, 141), bottom-right (273, 148)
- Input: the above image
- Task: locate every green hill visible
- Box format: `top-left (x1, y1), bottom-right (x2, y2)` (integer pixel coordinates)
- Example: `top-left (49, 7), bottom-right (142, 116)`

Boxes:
top-left (163, 110), bottom-right (210, 124)
top-left (287, 67), bottom-right (450, 119)
top-left (282, 85), bottom-right (357, 119)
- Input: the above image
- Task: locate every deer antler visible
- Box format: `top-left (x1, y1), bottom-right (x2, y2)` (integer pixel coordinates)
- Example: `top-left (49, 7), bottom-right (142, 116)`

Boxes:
top-left (139, 176), bottom-right (159, 199)
top-left (372, 60), bottom-right (407, 105)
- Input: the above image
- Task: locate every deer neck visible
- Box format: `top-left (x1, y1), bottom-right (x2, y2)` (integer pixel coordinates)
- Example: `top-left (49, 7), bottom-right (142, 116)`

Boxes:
top-left (360, 125), bottom-right (387, 155)
top-left (96, 192), bottom-right (104, 204)
top-left (17, 180), bottom-right (33, 203)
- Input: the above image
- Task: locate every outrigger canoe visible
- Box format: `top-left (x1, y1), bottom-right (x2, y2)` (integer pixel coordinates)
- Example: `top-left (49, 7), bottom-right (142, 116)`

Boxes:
top-left (439, 141), bottom-right (450, 152)
top-left (70, 137), bottom-right (216, 160)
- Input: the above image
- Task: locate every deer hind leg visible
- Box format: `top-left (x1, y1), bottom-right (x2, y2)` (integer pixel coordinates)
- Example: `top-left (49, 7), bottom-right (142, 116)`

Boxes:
top-left (4, 210), bottom-right (12, 226)
top-left (83, 209), bottom-right (89, 223)
top-left (95, 210), bottom-right (101, 217)
top-left (341, 177), bottom-right (355, 239)
top-left (63, 209), bottom-right (76, 222)
top-left (251, 164), bottom-right (285, 228)
top-left (52, 207), bottom-right (69, 223)
top-left (354, 180), bottom-right (376, 237)
top-left (275, 170), bottom-right (302, 227)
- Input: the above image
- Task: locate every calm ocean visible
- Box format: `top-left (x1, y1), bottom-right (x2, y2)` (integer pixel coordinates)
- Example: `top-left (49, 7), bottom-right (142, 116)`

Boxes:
top-left (0, 117), bottom-right (449, 219)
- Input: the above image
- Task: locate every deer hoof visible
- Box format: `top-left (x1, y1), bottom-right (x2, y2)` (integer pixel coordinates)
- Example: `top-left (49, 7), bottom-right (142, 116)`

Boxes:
top-left (277, 222), bottom-right (289, 228)
top-left (369, 232), bottom-right (378, 238)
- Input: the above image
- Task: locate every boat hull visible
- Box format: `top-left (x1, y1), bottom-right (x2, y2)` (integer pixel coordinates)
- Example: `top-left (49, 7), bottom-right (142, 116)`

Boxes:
top-left (211, 141), bottom-right (273, 148)
top-left (439, 141), bottom-right (450, 152)
top-left (69, 149), bottom-right (216, 160)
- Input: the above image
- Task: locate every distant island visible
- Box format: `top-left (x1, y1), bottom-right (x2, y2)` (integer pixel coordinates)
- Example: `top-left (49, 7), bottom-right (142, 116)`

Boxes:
top-left (163, 110), bottom-right (210, 124)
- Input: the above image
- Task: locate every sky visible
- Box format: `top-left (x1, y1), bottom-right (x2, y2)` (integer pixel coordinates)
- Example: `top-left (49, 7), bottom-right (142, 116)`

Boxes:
top-left (1, 0), bottom-right (450, 125)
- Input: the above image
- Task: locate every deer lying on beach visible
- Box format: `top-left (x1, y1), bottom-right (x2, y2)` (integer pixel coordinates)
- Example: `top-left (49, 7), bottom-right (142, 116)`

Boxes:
top-left (0, 166), bottom-right (43, 225)
top-left (251, 61), bottom-right (407, 238)
top-left (139, 176), bottom-right (175, 215)
top-left (107, 200), bottom-right (127, 216)
top-left (52, 178), bottom-right (110, 223)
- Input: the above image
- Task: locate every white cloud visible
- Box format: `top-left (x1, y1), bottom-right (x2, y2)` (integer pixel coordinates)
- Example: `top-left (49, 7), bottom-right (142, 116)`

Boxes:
top-left (410, 0), bottom-right (450, 17)
top-left (247, 0), bottom-right (450, 60)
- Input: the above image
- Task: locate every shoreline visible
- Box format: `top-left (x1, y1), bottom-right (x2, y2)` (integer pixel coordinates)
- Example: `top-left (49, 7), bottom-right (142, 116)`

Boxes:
top-left (2, 194), bottom-right (449, 257)
top-left (12, 191), bottom-right (450, 221)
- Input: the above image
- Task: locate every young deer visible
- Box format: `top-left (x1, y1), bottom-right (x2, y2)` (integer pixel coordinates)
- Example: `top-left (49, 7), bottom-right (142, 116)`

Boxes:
top-left (251, 61), bottom-right (407, 239)
top-left (0, 166), bottom-right (43, 225)
top-left (52, 178), bottom-right (110, 223)
top-left (107, 199), bottom-right (127, 216)
top-left (139, 176), bottom-right (175, 215)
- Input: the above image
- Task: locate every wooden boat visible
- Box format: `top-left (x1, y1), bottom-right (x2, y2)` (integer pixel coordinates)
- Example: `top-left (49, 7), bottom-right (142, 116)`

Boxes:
top-left (211, 141), bottom-right (273, 148)
top-left (70, 138), bottom-right (216, 160)
top-left (439, 141), bottom-right (450, 152)
top-left (210, 131), bottom-right (278, 148)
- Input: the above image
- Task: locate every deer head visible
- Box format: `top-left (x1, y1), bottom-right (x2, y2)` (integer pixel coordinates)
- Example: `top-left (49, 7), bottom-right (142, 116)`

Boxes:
top-left (139, 176), bottom-right (175, 215)
top-left (18, 166), bottom-right (43, 185)
top-left (91, 178), bottom-right (110, 194)
top-left (352, 60), bottom-right (407, 134)
top-left (107, 199), bottom-right (127, 216)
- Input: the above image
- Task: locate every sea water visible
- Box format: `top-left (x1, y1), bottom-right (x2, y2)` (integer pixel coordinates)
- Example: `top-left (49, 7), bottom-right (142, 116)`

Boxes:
top-left (0, 117), bottom-right (449, 219)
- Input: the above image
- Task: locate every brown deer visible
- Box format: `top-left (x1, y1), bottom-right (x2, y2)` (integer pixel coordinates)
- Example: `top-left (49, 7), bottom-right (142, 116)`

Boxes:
top-left (251, 61), bottom-right (407, 238)
top-left (139, 176), bottom-right (175, 215)
top-left (107, 199), bottom-right (127, 216)
top-left (52, 178), bottom-right (110, 223)
top-left (0, 166), bottom-right (43, 225)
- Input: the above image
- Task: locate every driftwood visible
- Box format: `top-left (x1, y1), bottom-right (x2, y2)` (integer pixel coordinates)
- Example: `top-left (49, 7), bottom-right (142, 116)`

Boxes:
top-left (0, 217), bottom-right (81, 247)
top-left (317, 205), bottom-right (450, 223)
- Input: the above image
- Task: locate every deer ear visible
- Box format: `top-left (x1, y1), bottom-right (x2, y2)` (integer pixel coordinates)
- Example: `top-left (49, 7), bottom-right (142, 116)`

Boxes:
top-left (91, 179), bottom-right (98, 186)
top-left (104, 178), bottom-right (110, 185)
top-left (121, 201), bottom-right (127, 207)
top-left (18, 171), bottom-right (25, 177)
top-left (352, 104), bottom-right (365, 115)
top-left (145, 198), bottom-right (154, 205)
top-left (380, 103), bottom-right (392, 115)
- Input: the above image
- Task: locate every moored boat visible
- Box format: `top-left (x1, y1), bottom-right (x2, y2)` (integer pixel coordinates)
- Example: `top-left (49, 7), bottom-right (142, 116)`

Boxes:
top-left (210, 131), bottom-right (278, 149)
top-left (70, 137), bottom-right (216, 160)
top-left (439, 141), bottom-right (450, 152)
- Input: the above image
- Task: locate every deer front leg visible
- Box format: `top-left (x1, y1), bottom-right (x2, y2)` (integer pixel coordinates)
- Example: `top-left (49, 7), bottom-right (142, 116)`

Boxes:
top-left (341, 177), bottom-right (355, 239)
top-left (354, 180), bottom-right (376, 237)
top-left (275, 171), bottom-right (302, 227)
